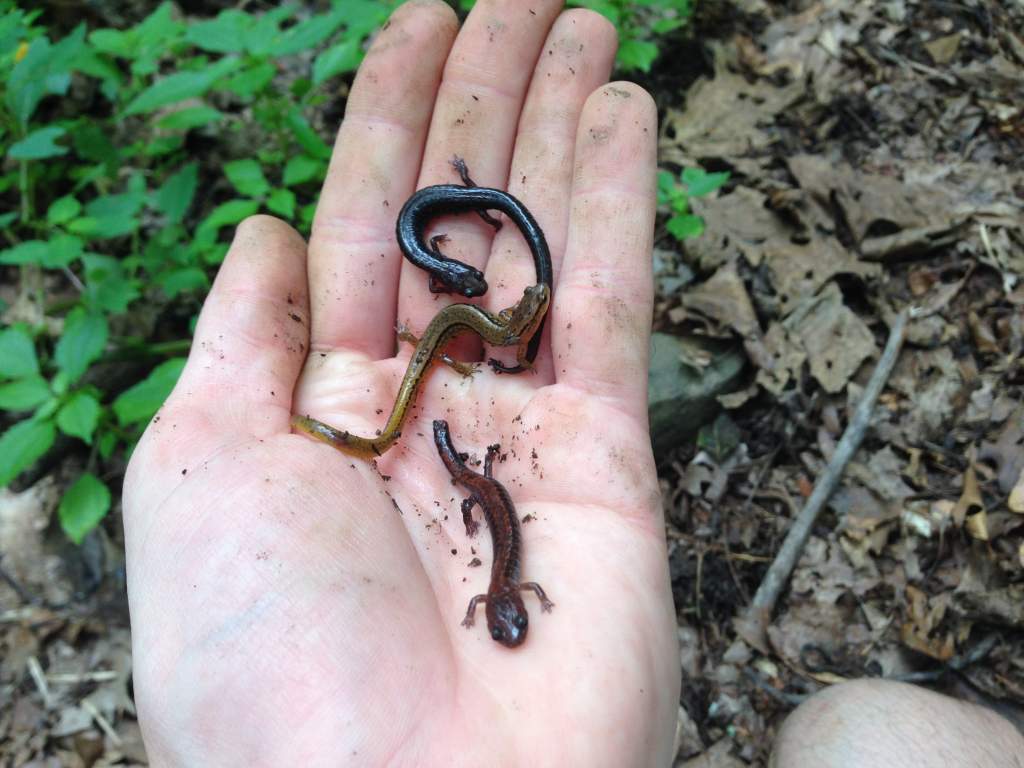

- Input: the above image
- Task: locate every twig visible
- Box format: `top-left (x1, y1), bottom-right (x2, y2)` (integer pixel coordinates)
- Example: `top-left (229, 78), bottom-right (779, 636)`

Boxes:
top-left (82, 699), bottom-right (122, 746)
top-left (735, 311), bottom-right (909, 652)
top-left (27, 655), bottom-right (52, 708)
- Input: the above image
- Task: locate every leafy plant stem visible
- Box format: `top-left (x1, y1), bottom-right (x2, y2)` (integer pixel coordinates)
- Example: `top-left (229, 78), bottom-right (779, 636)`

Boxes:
top-left (19, 162), bottom-right (32, 223)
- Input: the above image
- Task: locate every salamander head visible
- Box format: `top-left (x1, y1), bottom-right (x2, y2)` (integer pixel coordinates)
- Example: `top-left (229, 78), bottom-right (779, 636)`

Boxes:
top-left (504, 283), bottom-right (550, 337)
top-left (456, 268), bottom-right (488, 298)
top-left (485, 589), bottom-right (529, 648)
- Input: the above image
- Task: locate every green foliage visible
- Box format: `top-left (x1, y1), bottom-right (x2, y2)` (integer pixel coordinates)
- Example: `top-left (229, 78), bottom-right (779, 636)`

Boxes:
top-left (0, 0), bottom-right (402, 542)
top-left (568, 0), bottom-right (692, 72)
top-left (59, 472), bottom-right (111, 545)
top-left (657, 166), bottom-right (730, 241)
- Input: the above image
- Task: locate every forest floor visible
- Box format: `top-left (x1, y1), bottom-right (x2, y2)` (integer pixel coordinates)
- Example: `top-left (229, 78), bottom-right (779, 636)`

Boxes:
top-left (2, 1), bottom-right (1023, 766)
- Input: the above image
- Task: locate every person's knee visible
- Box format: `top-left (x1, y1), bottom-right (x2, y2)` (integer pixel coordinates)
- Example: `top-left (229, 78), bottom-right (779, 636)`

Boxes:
top-left (771, 679), bottom-right (1024, 768)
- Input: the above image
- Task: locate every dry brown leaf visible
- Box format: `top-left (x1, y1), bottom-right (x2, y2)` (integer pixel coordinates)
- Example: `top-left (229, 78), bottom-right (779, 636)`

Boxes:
top-left (901, 585), bottom-right (955, 661)
top-left (965, 510), bottom-right (989, 541)
top-left (925, 32), bottom-right (962, 65)
top-left (787, 155), bottom-right (958, 243)
top-left (680, 261), bottom-right (760, 337)
top-left (660, 47), bottom-right (803, 161)
top-left (790, 284), bottom-right (877, 394)
top-left (684, 187), bottom-right (794, 271)
top-left (953, 460), bottom-right (984, 527)
top-left (764, 240), bottom-right (880, 319)
top-left (979, 407), bottom-right (1024, 494)
top-left (1010, 467), bottom-right (1024, 513)
top-left (0, 480), bottom-right (63, 603)
top-left (951, 584), bottom-right (1024, 628)
top-left (888, 347), bottom-right (965, 441)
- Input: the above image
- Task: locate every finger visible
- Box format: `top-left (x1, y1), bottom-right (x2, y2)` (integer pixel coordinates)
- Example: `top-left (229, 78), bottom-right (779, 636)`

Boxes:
top-left (124, 216), bottom-right (309, 504)
top-left (308, 0), bottom-right (458, 357)
top-left (483, 9), bottom-right (617, 380)
top-left (395, 0), bottom-right (564, 351)
top-left (553, 83), bottom-right (658, 419)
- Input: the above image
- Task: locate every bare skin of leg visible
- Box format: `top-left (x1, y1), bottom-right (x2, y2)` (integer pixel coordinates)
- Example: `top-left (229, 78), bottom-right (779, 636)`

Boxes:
top-left (771, 679), bottom-right (1024, 768)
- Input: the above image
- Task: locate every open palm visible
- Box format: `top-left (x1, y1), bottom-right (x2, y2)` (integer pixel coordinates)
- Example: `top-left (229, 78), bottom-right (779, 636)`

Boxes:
top-left (123, 2), bottom-right (678, 766)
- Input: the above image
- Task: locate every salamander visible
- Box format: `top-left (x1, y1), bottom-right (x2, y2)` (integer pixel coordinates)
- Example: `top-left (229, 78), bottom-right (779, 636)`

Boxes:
top-left (292, 284), bottom-right (549, 460)
top-left (396, 156), bottom-right (553, 373)
top-left (432, 419), bottom-right (554, 648)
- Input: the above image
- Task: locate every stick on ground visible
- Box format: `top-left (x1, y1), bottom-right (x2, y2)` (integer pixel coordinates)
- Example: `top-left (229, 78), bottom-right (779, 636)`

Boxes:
top-left (735, 310), bottom-right (909, 652)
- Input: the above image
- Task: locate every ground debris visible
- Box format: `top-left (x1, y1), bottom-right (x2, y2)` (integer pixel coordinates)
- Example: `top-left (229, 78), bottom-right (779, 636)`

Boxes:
top-left (660, 0), bottom-right (1024, 763)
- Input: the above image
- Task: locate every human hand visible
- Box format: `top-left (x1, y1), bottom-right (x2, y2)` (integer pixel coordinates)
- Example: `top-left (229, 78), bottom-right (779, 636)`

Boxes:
top-left (123, 1), bottom-right (678, 765)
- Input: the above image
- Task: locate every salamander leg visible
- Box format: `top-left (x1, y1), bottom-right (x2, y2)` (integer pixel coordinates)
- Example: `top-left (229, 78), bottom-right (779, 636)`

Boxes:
top-left (461, 594), bottom-right (487, 628)
top-left (484, 444), bottom-right (501, 478)
top-left (521, 582), bottom-right (555, 612)
top-left (450, 155), bottom-right (502, 230)
top-left (396, 324), bottom-right (478, 378)
top-left (425, 235), bottom-right (453, 293)
top-left (461, 497), bottom-right (480, 538)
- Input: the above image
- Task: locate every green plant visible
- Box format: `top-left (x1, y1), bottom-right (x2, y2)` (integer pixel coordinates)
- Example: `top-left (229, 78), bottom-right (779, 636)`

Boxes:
top-left (456, 0), bottom-right (692, 73)
top-left (0, 0), bottom-right (400, 542)
top-left (657, 166), bottom-right (729, 241)
top-left (568, 0), bottom-right (692, 72)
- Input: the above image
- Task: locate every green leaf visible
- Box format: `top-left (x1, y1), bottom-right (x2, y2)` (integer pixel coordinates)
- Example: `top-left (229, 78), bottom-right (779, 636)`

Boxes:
top-left (143, 135), bottom-right (184, 157)
top-left (195, 199), bottom-right (260, 243)
top-left (0, 236), bottom-right (82, 269)
top-left (7, 26), bottom-right (86, 127)
top-left (224, 159), bottom-right (269, 197)
top-left (336, 0), bottom-right (393, 35)
top-left (682, 167), bottom-right (730, 198)
top-left (59, 472), bottom-right (111, 544)
top-left (113, 358), bottom-right (185, 425)
top-left (273, 9), bottom-right (347, 56)
top-left (91, 3), bottom-right (183, 64)
top-left (89, 28), bottom-right (133, 58)
top-left (0, 376), bottom-right (51, 411)
top-left (697, 412), bottom-right (741, 462)
top-left (158, 266), bottom-right (209, 298)
top-left (221, 61), bottom-right (276, 97)
top-left (652, 17), bottom-right (687, 34)
top-left (0, 240), bottom-right (48, 266)
top-left (81, 253), bottom-right (142, 313)
top-left (0, 418), bottom-right (56, 488)
top-left (266, 188), bottom-right (295, 219)
top-left (83, 186), bottom-right (146, 238)
top-left (54, 308), bottom-right (108, 383)
top-left (156, 106), bottom-right (224, 131)
top-left (616, 39), bottom-right (659, 73)
top-left (47, 195), bottom-right (82, 225)
top-left (97, 430), bottom-right (118, 460)
top-left (312, 38), bottom-right (361, 85)
top-left (566, 0), bottom-right (620, 24)
top-left (49, 235), bottom-right (85, 268)
top-left (244, 9), bottom-right (293, 57)
top-left (123, 58), bottom-right (239, 116)
top-left (56, 391), bottom-right (101, 443)
top-left (0, 327), bottom-right (38, 378)
top-left (656, 169), bottom-right (678, 205)
top-left (184, 9), bottom-right (251, 53)
top-left (666, 213), bottom-right (704, 240)
top-left (283, 155), bottom-right (324, 186)
top-left (8, 126), bottom-right (68, 160)
top-left (71, 121), bottom-right (118, 163)
top-left (286, 107), bottom-right (331, 159)
top-left (155, 162), bottom-right (198, 223)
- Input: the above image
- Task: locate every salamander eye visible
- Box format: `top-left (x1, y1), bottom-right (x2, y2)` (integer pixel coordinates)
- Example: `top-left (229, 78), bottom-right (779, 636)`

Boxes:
top-left (491, 627), bottom-right (504, 641)
top-left (515, 615), bottom-right (527, 629)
